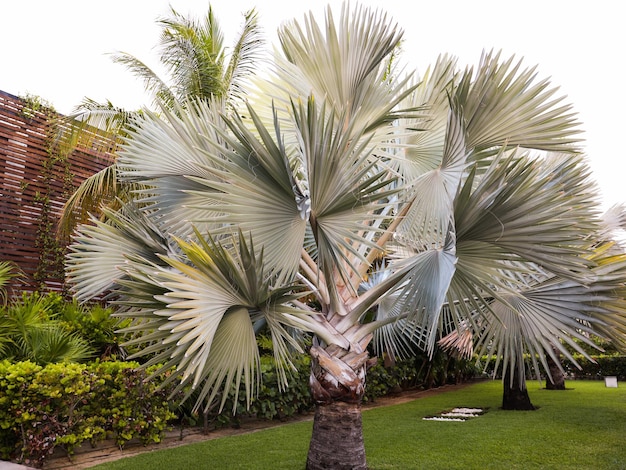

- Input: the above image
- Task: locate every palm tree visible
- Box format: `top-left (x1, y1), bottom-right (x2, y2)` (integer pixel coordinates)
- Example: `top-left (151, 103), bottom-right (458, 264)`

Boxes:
top-left (0, 293), bottom-right (93, 364)
top-left (0, 261), bottom-right (21, 305)
top-left (67, 5), bottom-right (626, 469)
top-left (59, 5), bottom-right (263, 235)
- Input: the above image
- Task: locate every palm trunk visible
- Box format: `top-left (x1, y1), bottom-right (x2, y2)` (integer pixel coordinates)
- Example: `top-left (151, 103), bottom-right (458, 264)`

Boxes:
top-left (305, 343), bottom-right (370, 470)
top-left (545, 346), bottom-right (566, 390)
top-left (502, 367), bottom-right (535, 410)
top-left (306, 401), bottom-right (366, 470)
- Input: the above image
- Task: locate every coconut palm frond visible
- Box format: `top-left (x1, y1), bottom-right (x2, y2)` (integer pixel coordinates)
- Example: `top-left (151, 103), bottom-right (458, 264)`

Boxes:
top-left (58, 164), bottom-right (121, 237)
top-left (158, 6), bottom-right (224, 100)
top-left (69, 97), bottom-right (138, 135)
top-left (110, 52), bottom-right (176, 110)
top-left (224, 8), bottom-right (264, 103)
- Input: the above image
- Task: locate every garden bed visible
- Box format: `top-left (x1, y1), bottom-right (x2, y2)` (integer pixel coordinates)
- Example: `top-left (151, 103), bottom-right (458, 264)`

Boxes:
top-left (42, 382), bottom-right (477, 469)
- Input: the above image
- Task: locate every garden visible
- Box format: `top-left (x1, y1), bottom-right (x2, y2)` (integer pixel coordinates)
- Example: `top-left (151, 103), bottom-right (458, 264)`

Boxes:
top-left (2, 3), bottom-right (626, 470)
top-left (86, 380), bottom-right (626, 470)
top-left (1, 285), bottom-right (624, 468)
top-left (0, 288), bottom-right (483, 468)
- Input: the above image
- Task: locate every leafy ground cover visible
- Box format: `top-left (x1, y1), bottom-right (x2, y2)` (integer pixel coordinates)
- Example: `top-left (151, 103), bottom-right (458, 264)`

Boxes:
top-left (89, 380), bottom-right (626, 469)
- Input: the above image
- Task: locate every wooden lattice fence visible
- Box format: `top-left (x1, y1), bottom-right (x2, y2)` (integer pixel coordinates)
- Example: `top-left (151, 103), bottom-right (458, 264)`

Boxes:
top-left (0, 90), bottom-right (116, 295)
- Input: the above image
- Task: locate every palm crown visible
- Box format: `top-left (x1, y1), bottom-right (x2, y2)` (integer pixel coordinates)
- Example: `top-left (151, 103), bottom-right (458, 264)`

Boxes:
top-left (59, 5), bottom-right (263, 235)
top-left (67, 4), bottom-right (626, 469)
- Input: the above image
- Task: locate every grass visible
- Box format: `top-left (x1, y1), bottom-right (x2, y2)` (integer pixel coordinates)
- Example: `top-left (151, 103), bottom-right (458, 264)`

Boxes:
top-left (90, 380), bottom-right (626, 469)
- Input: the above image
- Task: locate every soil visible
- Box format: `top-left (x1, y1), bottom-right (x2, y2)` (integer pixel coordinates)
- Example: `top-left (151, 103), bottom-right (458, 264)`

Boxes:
top-left (42, 382), bottom-right (477, 470)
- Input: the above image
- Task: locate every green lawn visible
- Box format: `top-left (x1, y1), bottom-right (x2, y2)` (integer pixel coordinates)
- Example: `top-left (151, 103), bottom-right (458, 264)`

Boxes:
top-left (90, 380), bottom-right (626, 469)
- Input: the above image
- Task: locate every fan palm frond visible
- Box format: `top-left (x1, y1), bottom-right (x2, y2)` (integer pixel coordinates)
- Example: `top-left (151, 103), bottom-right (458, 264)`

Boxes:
top-left (455, 50), bottom-right (582, 153)
top-left (115, 231), bottom-right (322, 412)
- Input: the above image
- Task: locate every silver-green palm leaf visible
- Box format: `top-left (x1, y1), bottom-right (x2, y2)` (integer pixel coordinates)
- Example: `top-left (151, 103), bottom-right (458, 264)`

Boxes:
top-left (114, 232), bottom-right (319, 412)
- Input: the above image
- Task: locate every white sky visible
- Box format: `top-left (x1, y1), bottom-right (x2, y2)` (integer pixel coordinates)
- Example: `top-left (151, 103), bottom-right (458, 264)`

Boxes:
top-left (1, 0), bottom-right (623, 209)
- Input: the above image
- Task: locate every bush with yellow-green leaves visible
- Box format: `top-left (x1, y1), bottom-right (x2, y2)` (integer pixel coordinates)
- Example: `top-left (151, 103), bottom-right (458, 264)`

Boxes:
top-left (0, 360), bottom-right (177, 467)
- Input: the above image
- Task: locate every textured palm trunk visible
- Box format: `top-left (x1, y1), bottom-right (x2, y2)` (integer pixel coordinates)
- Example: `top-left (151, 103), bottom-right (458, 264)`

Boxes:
top-left (545, 346), bottom-right (566, 390)
top-left (502, 368), bottom-right (535, 410)
top-left (306, 401), bottom-right (366, 470)
top-left (305, 342), bottom-right (371, 470)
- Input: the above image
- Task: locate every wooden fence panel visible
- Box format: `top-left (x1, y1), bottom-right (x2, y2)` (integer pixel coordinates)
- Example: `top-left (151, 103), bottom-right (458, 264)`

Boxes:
top-left (0, 90), bottom-right (116, 295)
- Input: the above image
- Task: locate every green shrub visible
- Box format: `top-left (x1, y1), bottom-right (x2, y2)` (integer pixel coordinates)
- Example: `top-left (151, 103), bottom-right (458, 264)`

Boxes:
top-left (0, 345), bottom-right (479, 466)
top-left (0, 291), bottom-right (130, 364)
top-left (57, 299), bottom-right (128, 360)
top-left (194, 349), bottom-right (479, 430)
top-left (477, 353), bottom-right (626, 381)
top-left (566, 354), bottom-right (626, 380)
top-left (0, 360), bottom-right (176, 467)
top-left (0, 292), bottom-right (94, 364)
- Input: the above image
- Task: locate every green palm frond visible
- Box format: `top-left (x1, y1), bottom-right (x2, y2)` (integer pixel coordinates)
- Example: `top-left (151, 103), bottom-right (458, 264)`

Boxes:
top-left (59, 164), bottom-right (121, 236)
top-left (25, 327), bottom-right (94, 365)
top-left (224, 8), bottom-right (264, 103)
top-left (61, 5), bottom-right (264, 236)
top-left (0, 261), bottom-right (21, 305)
top-left (69, 97), bottom-right (137, 135)
top-left (158, 6), bottom-right (232, 104)
top-left (110, 53), bottom-right (176, 110)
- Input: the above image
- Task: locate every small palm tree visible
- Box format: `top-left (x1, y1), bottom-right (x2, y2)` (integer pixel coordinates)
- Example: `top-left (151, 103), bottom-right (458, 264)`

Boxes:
top-left (0, 261), bottom-right (21, 305)
top-left (59, 5), bottom-right (263, 236)
top-left (67, 4), bottom-right (626, 469)
top-left (0, 293), bottom-right (93, 365)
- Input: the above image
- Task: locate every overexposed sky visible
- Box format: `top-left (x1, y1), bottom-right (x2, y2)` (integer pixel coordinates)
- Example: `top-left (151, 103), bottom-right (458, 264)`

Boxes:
top-left (1, 1), bottom-right (623, 209)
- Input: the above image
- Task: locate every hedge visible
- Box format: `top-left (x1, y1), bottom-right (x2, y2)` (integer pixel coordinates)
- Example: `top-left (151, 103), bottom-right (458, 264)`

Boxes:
top-left (477, 354), bottom-right (626, 381)
top-left (0, 360), bottom-right (176, 467)
top-left (0, 351), bottom-right (479, 467)
top-left (566, 354), bottom-right (626, 380)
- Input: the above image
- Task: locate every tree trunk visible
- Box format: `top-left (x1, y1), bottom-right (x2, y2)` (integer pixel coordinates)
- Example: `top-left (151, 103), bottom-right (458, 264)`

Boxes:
top-left (545, 346), bottom-right (566, 390)
top-left (306, 401), bottom-right (366, 470)
top-left (502, 368), bottom-right (535, 410)
top-left (305, 343), bottom-right (371, 470)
